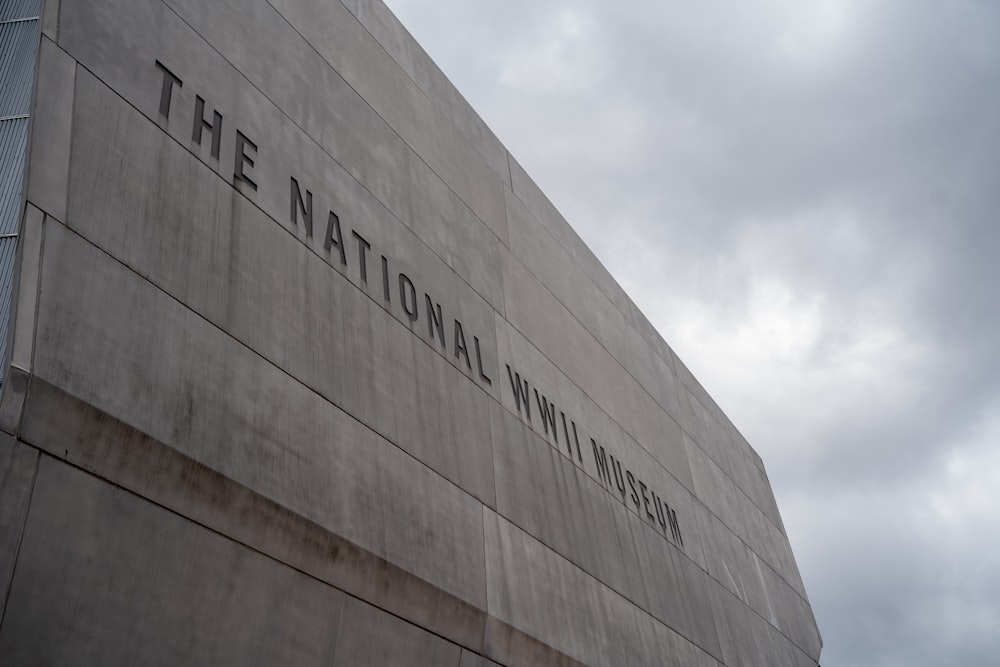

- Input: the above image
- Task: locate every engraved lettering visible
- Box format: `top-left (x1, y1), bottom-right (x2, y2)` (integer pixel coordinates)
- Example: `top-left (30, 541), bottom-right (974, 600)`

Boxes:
top-left (426, 294), bottom-right (445, 347)
top-left (654, 492), bottom-right (668, 531)
top-left (352, 231), bottom-right (371, 283)
top-left (193, 95), bottom-right (223, 160)
top-left (640, 481), bottom-right (654, 521)
top-left (561, 412), bottom-right (573, 456)
top-left (669, 508), bottom-right (683, 545)
top-left (453, 320), bottom-right (471, 369)
top-left (155, 60), bottom-right (182, 119)
top-left (290, 177), bottom-right (313, 237)
top-left (592, 439), bottom-right (611, 487)
top-left (324, 211), bottom-right (346, 264)
top-left (399, 274), bottom-right (418, 321)
top-left (234, 130), bottom-right (258, 191)
top-left (381, 255), bottom-right (391, 303)
top-left (506, 365), bottom-right (531, 420)
top-left (611, 455), bottom-right (627, 500)
top-left (627, 470), bottom-right (640, 509)
top-left (533, 389), bottom-right (558, 443)
top-left (474, 337), bottom-right (492, 386)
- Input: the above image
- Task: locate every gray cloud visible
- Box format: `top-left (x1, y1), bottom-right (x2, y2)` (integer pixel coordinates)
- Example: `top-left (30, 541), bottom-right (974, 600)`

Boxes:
top-left (386, 1), bottom-right (1000, 664)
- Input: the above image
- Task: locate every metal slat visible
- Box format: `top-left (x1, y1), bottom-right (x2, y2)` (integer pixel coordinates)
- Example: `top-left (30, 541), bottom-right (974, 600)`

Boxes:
top-left (0, 118), bottom-right (28, 234)
top-left (0, 0), bottom-right (41, 23)
top-left (0, 19), bottom-right (40, 116)
top-left (0, 235), bottom-right (18, 355)
top-left (0, 2), bottom-right (39, 380)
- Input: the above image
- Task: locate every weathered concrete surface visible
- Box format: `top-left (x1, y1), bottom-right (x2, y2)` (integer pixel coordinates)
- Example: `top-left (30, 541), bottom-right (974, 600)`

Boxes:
top-left (0, 0), bottom-right (821, 664)
top-left (0, 455), bottom-right (346, 666)
top-left (16, 374), bottom-right (488, 649)
top-left (25, 37), bottom-right (74, 223)
top-left (0, 434), bottom-right (36, 622)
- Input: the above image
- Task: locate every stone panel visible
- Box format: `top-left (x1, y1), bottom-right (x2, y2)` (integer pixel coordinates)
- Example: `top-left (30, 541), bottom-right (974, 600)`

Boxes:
top-left (768, 625), bottom-right (819, 667)
top-left (17, 376), bottom-right (488, 649)
top-left (163, 0), bottom-right (505, 241)
top-left (709, 580), bottom-right (776, 667)
top-left (25, 37), bottom-right (74, 222)
top-left (505, 187), bottom-right (685, 423)
top-left (608, 495), bottom-right (722, 658)
top-left (758, 557), bottom-right (822, 658)
top-left (339, 0), bottom-right (512, 190)
top-left (4, 203), bottom-right (42, 375)
top-left (678, 387), bottom-right (741, 493)
top-left (674, 353), bottom-right (717, 421)
top-left (267, 0), bottom-right (508, 243)
top-left (730, 443), bottom-right (785, 534)
top-left (57, 0), bottom-right (506, 313)
top-left (506, 154), bottom-right (680, 380)
top-left (31, 219), bottom-right (487, 611)
top-left (686, 433), bottom-right (751, 543)
top-left (0, 434), bottom-right (36, 620)
top-left (0, 455), bottom-right (346, 666)
top-left (694, 508), bottom-right (771, 620)
top-left (682, 393), bottom-right (791, 551)
top-left (331, 596), bottom-right (462, 666)
top-left (500, 246), bottom-right (693, 492)
top-left (41, 0), bottom-right (58, 40)
top-left (742, 500), bottom-right (807, 599)
top-left (489, 399), bottom-right (630, 595)
top-left (483, 509), bottom-right (716, 667)
top-left (460, 648), bottom-right (505, 667)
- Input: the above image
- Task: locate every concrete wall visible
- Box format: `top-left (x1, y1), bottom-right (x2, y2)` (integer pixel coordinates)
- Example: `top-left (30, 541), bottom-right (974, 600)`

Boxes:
top-left (0, 0), bottom-right (821, 665)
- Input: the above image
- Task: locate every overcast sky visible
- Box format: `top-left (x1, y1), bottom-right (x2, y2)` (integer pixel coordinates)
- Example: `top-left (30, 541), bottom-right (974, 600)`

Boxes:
top-left (384, 1), bottom-right (1000, 665)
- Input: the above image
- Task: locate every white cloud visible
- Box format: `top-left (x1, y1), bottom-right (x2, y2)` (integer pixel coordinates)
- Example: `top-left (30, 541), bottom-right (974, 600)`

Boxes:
top-left (773, 0), bottom-right (858, 66)
top-left (496, 6), bottom-right (607, 95)
top-left (930, 405), bottom-right (1000, 529)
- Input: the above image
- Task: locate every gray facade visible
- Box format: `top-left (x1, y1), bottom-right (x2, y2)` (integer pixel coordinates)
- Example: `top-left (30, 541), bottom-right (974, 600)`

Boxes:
top-left (0, 1), bottom-right (821, 665)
